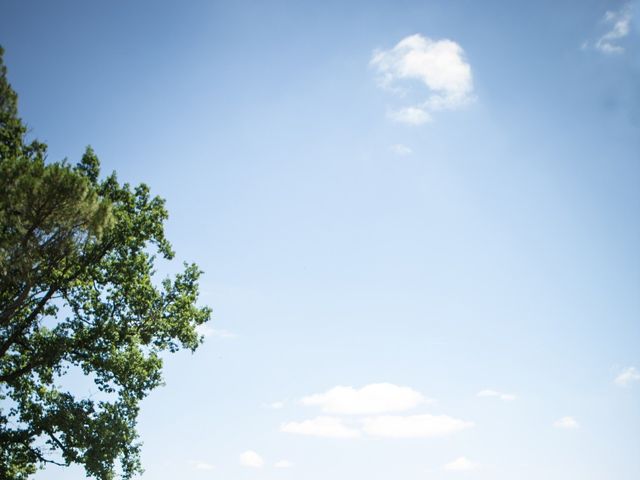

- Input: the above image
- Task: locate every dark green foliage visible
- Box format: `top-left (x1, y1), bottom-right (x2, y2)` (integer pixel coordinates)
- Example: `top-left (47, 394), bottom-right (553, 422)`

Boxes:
top-left (0, 46), bottom-right (211, 479)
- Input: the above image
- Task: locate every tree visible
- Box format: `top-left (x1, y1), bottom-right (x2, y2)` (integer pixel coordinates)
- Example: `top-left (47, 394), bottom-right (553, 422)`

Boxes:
top-left (0, 46), bottom-right (212, 479)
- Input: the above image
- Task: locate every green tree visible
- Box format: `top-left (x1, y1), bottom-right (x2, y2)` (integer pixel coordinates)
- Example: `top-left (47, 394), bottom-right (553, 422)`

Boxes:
top-left (0, 46), bottom-right (211, 479)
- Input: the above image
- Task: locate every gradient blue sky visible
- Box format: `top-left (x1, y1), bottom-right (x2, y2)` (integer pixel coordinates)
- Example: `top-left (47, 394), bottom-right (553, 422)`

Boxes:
top-left (1, 1), bottom-right (639, 478)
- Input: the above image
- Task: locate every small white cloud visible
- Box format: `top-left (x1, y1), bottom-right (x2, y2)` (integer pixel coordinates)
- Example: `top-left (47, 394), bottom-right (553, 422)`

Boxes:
top-left (595, 4), bottom-right (633, 54)
top-left (362, 414), bottom-right (474, 438)
top-left (191, 461), bottom-right (215, 471)
top-left (239, 450), bottom-right (264, 468)
top-left (196, 323), bottom-right (237, 339)
top-left (443, 456), bottom-right (478, 472)
top-left (553, 416), bottom-right (579, 429)
top-left (614, 366), bottom-right (640, 387)
top-left (281, 416), bottom-right (361, 438)
top-left (301, 383), bottom-right (429, 415)
top-left (476, 389), bottom-right (517, 401)
top-left (388, 107), bottom-right (432, 125)
top-left (371, 33), bottom-right (474, 124)
top-left (390, 143), bottom-right (413, 155)
top-left (267, 401), bottom-right (285, 409)
top-left (274, 460), bottom-right (293, 468)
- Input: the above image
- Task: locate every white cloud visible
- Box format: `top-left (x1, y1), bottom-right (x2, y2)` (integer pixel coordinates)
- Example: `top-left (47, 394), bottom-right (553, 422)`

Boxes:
top-left (595, 4), bottom-right (633, 54)
top-left (443, 457), bottom-right (478, 472)
top-left (301, 383), bottom-right (428, 415)
top-left (614, 366), bottom-right (640, 387)
top-left (191, 461), bottom-right (215, 471)
top-left (239, 450), bottom-right (264, 468)
top-left (388, 107), bottom-right (432, 125)
top-left (390, 143), bottom-right (413, 155)
top-left (371, 33), bottom-right (474, 124)
top-left (553, 416), bottom-right (579, 429)
top-left (281, 416), bottom-right (361, 438)
top-left (196, 323), bottom-right (237, 339)
top-left (362, 414), bottom-right (474, 438)
top-left (266, 401), bottom-right (285, 409)
top-left (476, 389), bottom-right (517, 401)
top-left (274, 460), bottom-right (293, 468)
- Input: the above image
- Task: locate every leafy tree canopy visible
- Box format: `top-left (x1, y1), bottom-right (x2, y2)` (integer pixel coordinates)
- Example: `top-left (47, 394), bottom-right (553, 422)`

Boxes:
top-left (0, 46), bottom-right (211, 479)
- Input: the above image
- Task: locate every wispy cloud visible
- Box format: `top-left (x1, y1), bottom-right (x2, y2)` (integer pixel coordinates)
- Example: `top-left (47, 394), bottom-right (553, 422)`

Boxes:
top-left (387, 106), bottom-right (432, 126)
top-left (196, 323), bottom-right (237, 339)
top-left (301, 383), bottom-right (429, 415)
top-left (371, 33), bottom-right (474, 124)
top-left (390, 144), bottom-right (413, 155)
top-left (614, 366), bottom-right (640, 387)
top-left (190, 460), bottom-right (215, 471)
top-left (553, 416), bottom-right (579, 429)
top-left (281, 416), bottom-right (361, 438)
top-left (594, 4), bottom-right (633, 54)
top-left (362, 414), bottom-right (474, 438)
top-left (442, 456), bottom-right (479, 472)
top-left (476, 389), bottom-right (517, 401)
top-left (239, 450), bottom-right (264, 468)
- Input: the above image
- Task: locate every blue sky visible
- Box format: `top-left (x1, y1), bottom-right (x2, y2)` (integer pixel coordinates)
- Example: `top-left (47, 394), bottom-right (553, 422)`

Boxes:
top-left (1, 1), bottom-right (639, 478)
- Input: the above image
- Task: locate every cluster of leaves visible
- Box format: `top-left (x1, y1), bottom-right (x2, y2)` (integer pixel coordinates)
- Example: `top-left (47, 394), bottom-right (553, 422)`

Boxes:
top-left (0, 46), bottom-right (211, 479)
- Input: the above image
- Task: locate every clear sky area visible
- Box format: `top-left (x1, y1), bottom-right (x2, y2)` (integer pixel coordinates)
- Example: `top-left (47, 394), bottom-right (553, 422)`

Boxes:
top-left (1, 1), bottom-right (639, 478)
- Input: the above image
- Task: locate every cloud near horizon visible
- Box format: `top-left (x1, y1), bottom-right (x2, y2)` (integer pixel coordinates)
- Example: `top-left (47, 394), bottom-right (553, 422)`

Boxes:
top-left (371, 33), bottom-right (474, 125)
